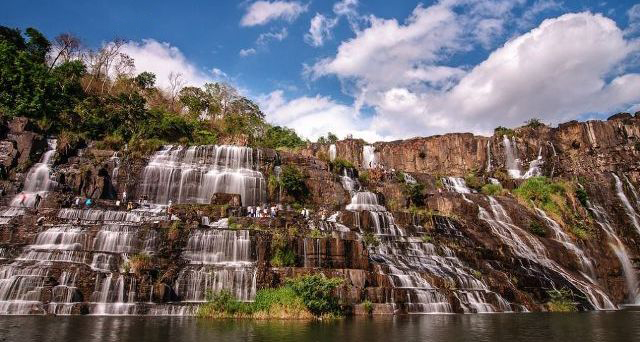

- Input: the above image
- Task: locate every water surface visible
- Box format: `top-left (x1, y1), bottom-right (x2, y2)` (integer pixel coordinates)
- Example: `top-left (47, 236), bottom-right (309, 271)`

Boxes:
top-left (1, 312), bottom-right (639, 342)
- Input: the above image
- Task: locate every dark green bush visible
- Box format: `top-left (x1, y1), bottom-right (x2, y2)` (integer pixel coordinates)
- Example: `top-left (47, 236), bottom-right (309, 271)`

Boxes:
top-left (528, 221), bottom-right (547, 237)
top-left (286, 274), bottom-right (343, 316)
top-left (279, 165), bottom-right (308, 201)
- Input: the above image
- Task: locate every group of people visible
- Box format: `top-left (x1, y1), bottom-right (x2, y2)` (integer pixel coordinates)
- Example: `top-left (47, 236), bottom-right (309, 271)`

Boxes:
top-left (246, 204), bottom-right (280, 218)
top-left (72, 196), bottom-right (93, 208)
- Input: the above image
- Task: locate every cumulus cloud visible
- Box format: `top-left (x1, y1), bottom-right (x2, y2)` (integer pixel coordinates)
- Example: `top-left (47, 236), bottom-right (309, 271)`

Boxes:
top-left (240, 1), bottom-right (308, 27)
top-left (120, 39), bottom-right (219, 88)
top-left (258, 90), bottom-right (385, 142)
top-left (305, 14), bottom-right (339, 47)
top-left (309, 4), bottom-right (640, 139)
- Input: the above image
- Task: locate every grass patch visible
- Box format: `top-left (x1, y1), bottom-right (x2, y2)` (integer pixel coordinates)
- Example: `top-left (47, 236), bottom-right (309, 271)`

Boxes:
top-left (362, 232), bottom-right (380, 247)
top-left (481, 183), bottom-right (505, 196)
top-left (513, 176), bottom-right (567, 216)
top-left (528, 221), bottom-right (547, 237)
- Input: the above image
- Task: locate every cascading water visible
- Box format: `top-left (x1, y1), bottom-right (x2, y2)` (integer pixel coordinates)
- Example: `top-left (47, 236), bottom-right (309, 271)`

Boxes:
top-left (522, 147), bottom-right (543, 179)
top-left (486, 140), bottom-right (492, 172)
top-left (612, 174), bottom-right (640, 236)
top-left (8, 139), bottom-right (58, 208)
top-left (174, 226), bottom-right (256, 303)
top-left (587, 202), bottom-right (639, 304)
top-left (478, 196), bottom-right (615, 310)
top-left (363, 145), bottom-right (378, 169)
top-left (534, 208), bottom-right (595, 279)
top-left (442, 177), bottom-right (472, 194)
top-left (137, 145), bottom-right (266, 206)
top-left (503, 136), bottom-right (522, 179)
top-left (329, 144), bottom-right (336, 161)
top-left (90, 273), bottom-right (138, 315)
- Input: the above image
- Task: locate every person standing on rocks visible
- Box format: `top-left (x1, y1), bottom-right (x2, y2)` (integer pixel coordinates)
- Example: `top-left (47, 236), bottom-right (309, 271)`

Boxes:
top-left (34, 193), bottom-right (42, 208)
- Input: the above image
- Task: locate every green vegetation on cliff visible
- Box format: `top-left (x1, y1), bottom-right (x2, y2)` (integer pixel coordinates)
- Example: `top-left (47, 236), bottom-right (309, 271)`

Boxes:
top-left (0, 26), bottom-right (305, 150)
top-left (197, 275), bottom-right (343, 319)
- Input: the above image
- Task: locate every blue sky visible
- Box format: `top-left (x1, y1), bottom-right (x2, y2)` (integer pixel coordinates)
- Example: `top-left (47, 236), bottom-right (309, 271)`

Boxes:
top-left (3, 0), bottom-right (640, 141)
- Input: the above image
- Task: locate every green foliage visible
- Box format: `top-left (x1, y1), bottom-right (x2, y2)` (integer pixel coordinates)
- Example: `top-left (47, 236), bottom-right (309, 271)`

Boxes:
top-left (514, 176), bottom-right (566, 215)
top-left (575, 187), bottom-right (589, 208)
top-left (198, 275), bottom-right (344, 318)
top-left (362, 232), bottom-right (380, 247)
top-left (330, 158), bottom-right (355, 173)
top-left (547, 288), bottom-right (577, 312)
top-left (421, 234), bottom-right (433, 243)
top-left (362, 299), bottom-right (374, 315)
top-left (494, 126), bottom-right (515, 137)
top-left (128, 253), bottom-right (152, 273)
top-left (327, 132), bottom-right (338, 144)
top-left (463, 172), bottom-right (483, 191)
top-left (271, 248), bottom-right (296, 267)
top-left (525, 118), bottom-right (544, 129)
top-left (571, 222), bottom-right (592, 240)
top-left (404, 183), bottom-right (425, 206)
top-left (528, 221), bottom-right (547, 237)
top-left (279, 165), bottom-right (309, 201)
top-left (358, 171), bottom-right (370, 185)
top-left (286, 274), bottom-right (343, 316)
top-left (481, 183), bottom-right (504, 196)
top-left (259, 125), bottom-right (305, 149)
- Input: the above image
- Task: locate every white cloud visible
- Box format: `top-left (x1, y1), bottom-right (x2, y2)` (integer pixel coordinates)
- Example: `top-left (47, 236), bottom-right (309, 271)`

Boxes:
top-left (309, 4), bottom-right (640, 139)
top-left (239, 48), bottom-right (257, 57)
top-left (120, 39), bottom-right (218, 88)
top-left (257, 27), bottom-right (288, 45)
top-left (333, 0), bottom-right (358, 17)
top-left (627, 4), bottom-right (640, 35)
top-left (240, 1), bottom-right (308, 27)
top-left (305, 14), bottom-right (339, 47)
top-left (258, 90), bottom-right (386, 142)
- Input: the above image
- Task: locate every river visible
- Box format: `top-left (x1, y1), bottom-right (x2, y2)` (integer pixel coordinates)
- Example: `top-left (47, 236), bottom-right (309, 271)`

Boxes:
top-left (1, 312), bottom-right (639, 342)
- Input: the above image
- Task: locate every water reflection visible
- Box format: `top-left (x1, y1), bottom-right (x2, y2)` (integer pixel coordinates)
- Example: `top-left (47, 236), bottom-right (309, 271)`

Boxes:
top-left (1, 313), bottom-right (639, 342)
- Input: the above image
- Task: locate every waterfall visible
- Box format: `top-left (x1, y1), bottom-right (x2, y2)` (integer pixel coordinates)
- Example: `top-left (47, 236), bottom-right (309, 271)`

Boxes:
top-left (522, 147), bottom-right (543, 179)
top-left (182, 230), bottom-right (251, 265)
top-left (48, 270), bottom-right (81, 315)
top-left (503, 136), bottom-right (522, 179)
top-left (92, 224), bottom-right (139, 253)
top-left (329, 144), bottom-right (336, 161)
top-left (9, 139), bottom-right (58, 208)
top-left (16, 225), bottom-right (88, 264)
top-left (588, 202), bottom-right (639, 304)
top-left (534, 208), bottom-right (595, 279)
top-left (90, 274), bottom-right (138, 315)
top-left (0, 265), bottom-right (49, 314)
top-left (137, 145), bottom-right (266, 206)
top-left (363, 145), bottom-right (377, 169)
top-left (486, 140), bottom-right (492, 172)
top-left (340, 169), bottom-right (358, 195)
top-left (403, 173), bottom-right (417, 184)
top-left (174, 226), bottom-right (256, 302)
top-left (478, 196), bottom-right (615, 310)
top-left (612, 174), bottom-right (640, 236)
top-left (346, 192), bottom-right (385, 212)
top-left (442, 177), bottom-right (472, 193)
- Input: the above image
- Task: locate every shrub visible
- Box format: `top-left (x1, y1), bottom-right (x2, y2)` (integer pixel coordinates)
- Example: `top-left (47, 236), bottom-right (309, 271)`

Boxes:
top-left (575, 187), bottom-right (589, 208)
top-left (279, 165), bottom-right (309, 201)
top-left (331, 158), bottom-right (354, 173)
top-left (528, 221), bottom-right (547, 237)
top-left (271, 248), bottom-right (296, 267)
top-left (421, 234), bottom-right (433, 243)
top-left (494, 126), bottom-right (515, 137)
top-left (481, 183), bottom-right (504, 196)
top-left (286, 274), bottom-right (343, 316)
top-left (525, 118), bottom-right (544, 129)
top-left (405, 183), bottom-right (425, 206)
top-left (362, 232), bottom-right (380, 247)
top-left (464, 173), bottom-right (483, 191)
top-left (362, 299), bottom-right (374, 315)
top-left (571, 222), bottom-right (592, 240)
top-left (547, 288), bottom-right (577, 312)
top-left (129, 253), bottom-right (152, 274)
top-left (358, 171), bottom-right (370, 185)
top-left (259, 125), bottom-right (305, 149)
top-left (197, 290), bottom-right (248, 317)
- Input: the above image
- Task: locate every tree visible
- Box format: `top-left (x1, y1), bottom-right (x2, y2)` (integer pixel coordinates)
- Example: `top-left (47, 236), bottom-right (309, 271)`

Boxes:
top-left (135, 71), bottom-right (156, 90)
top-left (327, 132), bottom-right (338, 144)
top-left (167, 72), bottom-right (184, 107)
top-left (48, 33), bottom-right (81, 70)
top-left (179, 86), bottom-right (209, 118)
